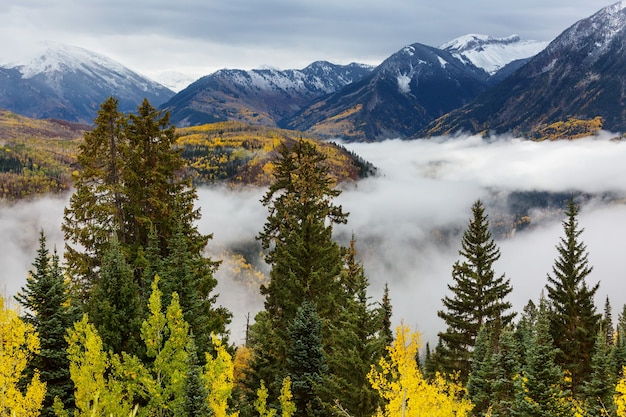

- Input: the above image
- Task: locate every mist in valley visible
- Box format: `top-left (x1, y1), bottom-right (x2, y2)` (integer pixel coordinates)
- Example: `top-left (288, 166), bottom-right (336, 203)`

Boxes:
top-left (3, 133), bottom-right (626, 346)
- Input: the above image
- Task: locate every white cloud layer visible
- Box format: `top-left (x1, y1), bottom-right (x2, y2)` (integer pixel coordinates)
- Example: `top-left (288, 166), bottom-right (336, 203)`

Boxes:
top-left (2, 134), bottom-right (626, 345)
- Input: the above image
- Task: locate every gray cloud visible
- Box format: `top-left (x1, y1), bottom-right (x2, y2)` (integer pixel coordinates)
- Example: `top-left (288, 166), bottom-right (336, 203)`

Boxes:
top-left (0, 0), bottom-right (614, 81)
top-left (3, 134), bottom-right (626, 346)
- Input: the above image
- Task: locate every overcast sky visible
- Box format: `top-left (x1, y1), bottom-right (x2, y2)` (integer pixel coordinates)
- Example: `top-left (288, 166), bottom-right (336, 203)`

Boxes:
top-left (0, 0), bottom-right (616, 81)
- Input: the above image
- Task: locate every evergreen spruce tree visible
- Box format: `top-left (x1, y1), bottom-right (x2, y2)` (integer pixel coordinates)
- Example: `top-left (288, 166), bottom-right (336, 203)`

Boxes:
top-left (14, 230), bottom-right (77, 416)
top-left (286, 301), bottom-right (328, 417)
top-left (63, 97), bottom-right (127, 296)
top-left (613, 305), bottom-right (626, 376)
top-left (323, 236), bottom-right (383, 417)
top-left (514, 300), bottom-right (539, 368)
top-left (85, 237), bottom-right (143, 356)
top-left (437, 200), bottom-right (515, 381)
top-left (379, 282), bottom-right (394, 351)
top-left (467, 325), bottom-right (495, 415)
top-left (602, 296), bottom-right (615, 347)
top-left (545, 197), bottom-right (600, 398)
top-left (582, 331), bottom-right (618, 417)
top-left (488, 328), bottom-right (522, 417)
top-left (251, 139), bottom-right (348, 399)
top-left (158, 219), bottom-right (230, 356)
top-left (63, 97), bottom-right (230, 354)
top-left (423, 342), bottom-right (437, 380)
top-left (183, 338), bottom-right (211, 417)
top-left (121, 99), bottom-right (208, 265)
top-left (511, 298), bottom-right (573, 417)
top-left (468, 324), bottom-right (520, 417)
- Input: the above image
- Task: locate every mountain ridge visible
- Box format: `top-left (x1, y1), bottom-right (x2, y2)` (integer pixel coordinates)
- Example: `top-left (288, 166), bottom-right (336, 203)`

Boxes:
top-left (421, 1), bottom-right (626, 138)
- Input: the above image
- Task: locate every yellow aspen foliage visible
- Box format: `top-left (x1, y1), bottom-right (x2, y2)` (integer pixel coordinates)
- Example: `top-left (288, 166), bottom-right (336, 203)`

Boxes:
top-left (254, 380), bottom-right (277, 417)
top-left (0, 297), bottom-right (46, 417)
top-left (140, 277), bottom-right (191, 416)
top-left (65, 315), bottom-right (109, 415)
top-left (63, 315), bottom-right (143, 417)
top-left (203, 334), bottom-right (238, 417)
top-left (278, 377), bottom-right (296, 417)
top-left (254, 377), bottom-right (295, 417)
top-left (615, 366), bottom-right (626, 417)
top-left (367, 324), bottom-right (473, 417)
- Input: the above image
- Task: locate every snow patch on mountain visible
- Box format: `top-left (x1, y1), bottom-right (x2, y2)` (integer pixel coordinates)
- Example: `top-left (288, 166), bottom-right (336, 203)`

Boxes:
top-left (397, 74), bottom-right (411, 94)
top-left (441, 34), bottom-right (548, 75)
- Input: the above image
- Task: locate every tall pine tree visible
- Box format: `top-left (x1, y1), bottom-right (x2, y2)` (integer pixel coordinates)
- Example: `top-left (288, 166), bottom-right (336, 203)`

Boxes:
top-left (63, 97), bottom-right (230, 353)
top-left (251, 139), bottom-right (348, 400)
top-left (545, 197), bottom-right (600, 398)
top-left (63, 97), bottom-right (127, 296)
top-left (437, 200), bottom-right (515, 381)
top-left (323, 236), bottom-right (384, 417)
top-left (14, 230), bottom-right (77, 416)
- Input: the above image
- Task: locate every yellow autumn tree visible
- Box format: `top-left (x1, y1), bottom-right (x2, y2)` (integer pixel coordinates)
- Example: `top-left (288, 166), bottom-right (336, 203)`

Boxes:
top-left (615, 366), bottom-right (626, 417)
top-left (62, 314), bottom-right (140, 417)
top-left (0, 296), bottom-right (46, 417)
top-left (367, 324), bottom-right (473, 417)
top-left (203, 334), bottom-right (238, 417)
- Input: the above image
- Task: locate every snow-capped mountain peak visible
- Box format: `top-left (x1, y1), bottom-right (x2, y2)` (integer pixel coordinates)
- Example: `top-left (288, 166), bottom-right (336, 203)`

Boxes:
top-left (441, 34), bottom-right (549, 75)
top-left (0, 41), bottom-right (174, 123)
top-left (2, 41), bottom-right (136, 82)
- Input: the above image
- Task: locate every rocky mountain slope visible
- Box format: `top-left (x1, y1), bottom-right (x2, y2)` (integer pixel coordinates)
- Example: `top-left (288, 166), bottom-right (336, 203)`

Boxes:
top-left (284, 43), bottom-right (489, 141)
top-left (0, 42), bottom-right (174, 124)
top-left (163, 61), bottom-right (373, 128)
top-left (421, 1), bottom-right (626, 138)
top-left (284, 35), bottom-right (546, 141)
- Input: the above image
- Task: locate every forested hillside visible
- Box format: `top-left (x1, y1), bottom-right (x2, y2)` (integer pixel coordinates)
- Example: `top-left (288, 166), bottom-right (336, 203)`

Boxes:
top-left (3, 97), bottom-right (626, 417)
top-left (0, 110), bottom-right (84, 199)
top-left (0, 111), bottom-right (373, 201)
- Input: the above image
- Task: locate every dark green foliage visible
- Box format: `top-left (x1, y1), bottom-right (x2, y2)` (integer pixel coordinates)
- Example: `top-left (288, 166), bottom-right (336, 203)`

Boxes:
top-left (582, 331), bottom-right (618, 417)
top-left (545, 197), bottom-right (600, 397)
top-left (85, 237), bottom-right (143, 356)
top-left (423, 342), bottom-right (436, 380)
top-left (183, 338), bottom-right (211, 417)
top-left (258, 139), bottom-right (347, 323)
top-left (613, 305), bottom-right (626, 375)
top-left (287, 301), bottom-right (328, 417)
top-left (602, 296), bottom-right (615, 347)
top-left (437, 200), bottom-right (515, 381)
top-left (511, 298), bottom-right (572, 417)
top-left (14, 230), bottom-right (77, 417)
top-left (251, 139), bottom-right (348, 397)
top-left (63, 97), bottom-right (230, 357)
top-left (467, 325), bottom-right (494, 414)
top-left (468, 325), bottom-right (521, 417)
top-left (63, 96), bottom-right (127, 296)
top-left (158, 220), bottom-right (230, 356)
top-left (379, 282), bottom-right (394, 351)
top-left (323, 237), bottom-right (384, 417)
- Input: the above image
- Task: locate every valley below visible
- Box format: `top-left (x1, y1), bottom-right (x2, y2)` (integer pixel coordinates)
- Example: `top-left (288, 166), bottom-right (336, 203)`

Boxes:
top-left (3, 133), bottom-right (626, 346)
